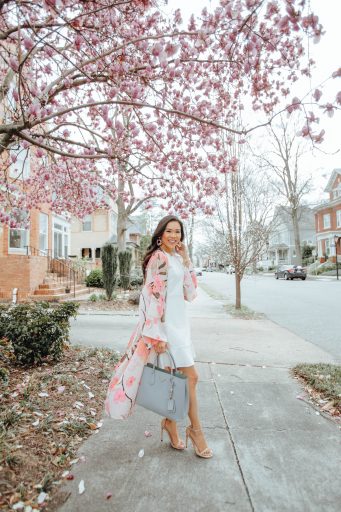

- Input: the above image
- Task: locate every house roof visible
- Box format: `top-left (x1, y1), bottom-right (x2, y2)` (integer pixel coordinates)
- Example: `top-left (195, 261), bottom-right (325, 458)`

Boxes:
top-left (272, 205), bottom-right (314, 224)
top-left (324, 168), bottom-right (341, 193)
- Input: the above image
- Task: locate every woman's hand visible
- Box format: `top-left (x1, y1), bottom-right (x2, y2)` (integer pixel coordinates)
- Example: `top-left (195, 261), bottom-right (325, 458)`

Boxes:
top-left (155, 341), bottom-right (168, 354)
top-left (175, 241), bottom-right (191, 267)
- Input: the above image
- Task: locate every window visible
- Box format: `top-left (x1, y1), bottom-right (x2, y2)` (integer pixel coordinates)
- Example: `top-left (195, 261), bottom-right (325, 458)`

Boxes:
top-left (337, 210), bottom-right (341, 228)
top-left (82, 215), bottom-right (92, 231)
top-left (39, 213), bottom-right (48, 252)
top-left (325, 239), bottom-right (330, 256)
top-left (95, 248), bottom-right (101, 258)
top-left (323, 214), bottom-right (331, 229)
top-left (9, 146), bottom-right (30, 179)
top-left (9, 211), bottom-right (29, 252)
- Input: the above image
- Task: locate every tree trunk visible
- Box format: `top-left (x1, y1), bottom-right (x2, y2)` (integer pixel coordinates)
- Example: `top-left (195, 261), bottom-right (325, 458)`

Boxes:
top-left (116, 199), bottom-right (128, 253)
top-left (235, 272), bottom-right (241, 309)
top-left (291, 209), bottom-right (302, 265)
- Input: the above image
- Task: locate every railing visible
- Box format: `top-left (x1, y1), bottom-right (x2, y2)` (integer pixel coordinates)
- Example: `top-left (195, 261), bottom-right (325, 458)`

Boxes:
top-left (24, 246), bottom-right (87, 298)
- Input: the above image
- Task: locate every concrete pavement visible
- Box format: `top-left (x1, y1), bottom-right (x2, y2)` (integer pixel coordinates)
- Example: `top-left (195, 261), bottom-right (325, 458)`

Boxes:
top-left (58, 287), bottom-right (341, 512)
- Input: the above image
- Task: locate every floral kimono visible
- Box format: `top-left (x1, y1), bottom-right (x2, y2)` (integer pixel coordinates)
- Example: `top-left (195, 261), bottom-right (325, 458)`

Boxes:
top-left (105, 249), bottom-right (197, 420)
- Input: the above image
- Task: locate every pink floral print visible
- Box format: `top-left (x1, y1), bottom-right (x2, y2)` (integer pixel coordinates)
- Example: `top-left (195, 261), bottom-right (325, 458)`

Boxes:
top-left (105, 249), bottom-right (197, 420)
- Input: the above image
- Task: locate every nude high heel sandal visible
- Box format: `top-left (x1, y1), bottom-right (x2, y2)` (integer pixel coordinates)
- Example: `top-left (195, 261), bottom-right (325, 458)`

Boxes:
top-left (185, 426), bottom-right (213, 459)
top-left (161, 418), bottom-right (185, 450)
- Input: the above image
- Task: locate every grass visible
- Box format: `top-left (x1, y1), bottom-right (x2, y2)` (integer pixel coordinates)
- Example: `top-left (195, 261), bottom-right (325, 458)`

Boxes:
top-left (224, 303), bottom-right (264, 320)
top-left (199, 282), bottom-right (264, 319)
top-left (292, 363), bottom-right (341, 415)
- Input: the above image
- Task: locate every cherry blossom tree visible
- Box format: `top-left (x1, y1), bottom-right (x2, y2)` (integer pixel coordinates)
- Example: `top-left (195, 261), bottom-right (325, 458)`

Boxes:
top-left (0, 0), bottom-right (339, 227)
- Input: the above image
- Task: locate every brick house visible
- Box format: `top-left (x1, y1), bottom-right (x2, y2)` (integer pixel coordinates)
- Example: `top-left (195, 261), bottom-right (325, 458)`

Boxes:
top-left (0, 147), bottom-right (90, 301)
top-left (314, 168), bottom-right (341, 263)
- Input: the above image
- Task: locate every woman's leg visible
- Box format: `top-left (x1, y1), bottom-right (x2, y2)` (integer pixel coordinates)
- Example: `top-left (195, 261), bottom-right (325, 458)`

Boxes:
top-left (177, 365), bottom-right (211, 454)
top-left (161, 366), bottom-right (184, 447)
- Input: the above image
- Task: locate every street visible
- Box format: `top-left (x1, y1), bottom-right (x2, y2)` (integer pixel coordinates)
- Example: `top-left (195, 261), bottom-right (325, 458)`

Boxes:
top-left (70, 272), bottom-right (341, 362)
top-left (201, 272), bottom-right (341, 362)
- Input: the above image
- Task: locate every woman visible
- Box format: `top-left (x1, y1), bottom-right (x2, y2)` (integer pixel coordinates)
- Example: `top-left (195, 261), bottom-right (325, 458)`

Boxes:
top-left (105, 215), bottom-right (212, 459)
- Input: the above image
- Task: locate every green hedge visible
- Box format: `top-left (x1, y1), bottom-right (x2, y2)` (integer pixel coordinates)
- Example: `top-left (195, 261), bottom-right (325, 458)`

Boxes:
top-left (0, 302), bottom-right (78, 366)
top-left (85, 268), bottom-right (104, 288)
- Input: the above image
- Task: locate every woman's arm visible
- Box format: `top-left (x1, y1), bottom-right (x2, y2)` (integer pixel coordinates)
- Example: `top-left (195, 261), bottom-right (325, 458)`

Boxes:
top-left (183, 263), bottom-right (198, 302)
top-left (175, 243), bottom-right (197, 302)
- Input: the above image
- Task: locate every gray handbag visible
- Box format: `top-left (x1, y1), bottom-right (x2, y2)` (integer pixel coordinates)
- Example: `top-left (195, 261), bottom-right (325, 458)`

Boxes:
top-left (136, 351), bottom-right (189, 421)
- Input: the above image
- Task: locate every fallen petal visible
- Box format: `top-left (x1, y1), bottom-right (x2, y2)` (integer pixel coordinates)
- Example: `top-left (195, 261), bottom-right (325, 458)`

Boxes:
top-left (88, 392), bottom-right (95, 399)
top-left (106, 493), bottom-right (112, 500)
top-left (144, 431), bottom-right (152, 437)
top-left (138, 449), bottom-right (144, 458)
top-left (61, 471), bottom-right (70, 478)
top-left (37, 491), bottom-right (48, 504)
top-left (57, 386), bottom-right (65, 393)
top-left (79, 480), bottom-right (85, 494)
top-left (38, 392), bottom-right (49, 397)
top-left (12, 502), bottom-right (25, 510)
top-left (32, 419), bottom-right (40, 427)
top-left (66, 474), bottom-right (74, 480)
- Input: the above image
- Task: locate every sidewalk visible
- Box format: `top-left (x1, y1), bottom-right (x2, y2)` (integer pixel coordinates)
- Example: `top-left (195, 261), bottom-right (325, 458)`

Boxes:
top-left (58, 288), bottom-right (340, 512)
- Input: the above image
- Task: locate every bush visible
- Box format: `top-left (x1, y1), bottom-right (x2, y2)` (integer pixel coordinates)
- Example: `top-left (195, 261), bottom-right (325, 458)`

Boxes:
top-left (89, 293), bottom-right (98, 302)
top-left (85, 269), bottom-right (103, 288)
top-left (130, 274), bottom-right (143, 288)
top-left (118, 250), bottom-right (132, 289)
top-left (102, 244), bottom-right (118, 300)
top-left (2, 302), bottom-right (79, 366)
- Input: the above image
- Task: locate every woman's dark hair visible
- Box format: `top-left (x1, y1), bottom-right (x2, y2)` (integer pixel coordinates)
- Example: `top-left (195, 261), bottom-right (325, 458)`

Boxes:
top-left (142, 215), bottom-right (185, 277)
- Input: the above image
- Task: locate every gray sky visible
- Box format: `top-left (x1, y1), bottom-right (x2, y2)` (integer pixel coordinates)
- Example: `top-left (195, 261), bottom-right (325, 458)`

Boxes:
top-left (165, 0), bottom-right (341, 202)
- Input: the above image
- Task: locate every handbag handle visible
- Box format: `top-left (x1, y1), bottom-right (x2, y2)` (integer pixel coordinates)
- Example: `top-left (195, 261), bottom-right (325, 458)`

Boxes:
top-left (154, 350), bottom-right (177, 374)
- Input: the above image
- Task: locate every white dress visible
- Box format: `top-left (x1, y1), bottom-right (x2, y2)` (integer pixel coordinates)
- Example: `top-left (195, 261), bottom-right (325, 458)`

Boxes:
top-left (159, 253), bottom-right (196, 368)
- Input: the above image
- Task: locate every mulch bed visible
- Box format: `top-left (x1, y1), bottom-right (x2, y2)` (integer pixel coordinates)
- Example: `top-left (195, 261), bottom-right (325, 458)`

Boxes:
top-left (0, 345), bottom-right (120, 511)
top-left (292, 363), bottom-right (341, 421)
top-left (77, 289), bottom-right (139, 312)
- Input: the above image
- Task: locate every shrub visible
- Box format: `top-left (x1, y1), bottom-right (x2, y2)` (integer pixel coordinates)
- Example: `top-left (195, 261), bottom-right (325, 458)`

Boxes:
top-left (130, 274), bottom-right (143, 288)
top-left (2, 302), bottom-right (79, 366)
top-left (128, 291), bottom-right (140, 305)
top-left (89, 293), bottom-right (98, 302)
top-left (118, 250), bottom-right (132, 289)
top-left (85, 268), bottom-right (103, 288)
top-left (101, 244), bottom-right (118, 300)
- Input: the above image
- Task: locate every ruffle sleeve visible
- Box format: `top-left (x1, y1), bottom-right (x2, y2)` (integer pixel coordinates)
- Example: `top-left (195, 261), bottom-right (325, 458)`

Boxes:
top-left (183, 264), bottom-right (197, 302)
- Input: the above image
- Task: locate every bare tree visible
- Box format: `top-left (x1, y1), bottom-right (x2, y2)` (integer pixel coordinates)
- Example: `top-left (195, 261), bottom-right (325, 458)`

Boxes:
top-left (255, 116), bottom-right (312, 265)
top-left (223, 167), bottom-right (273, 308)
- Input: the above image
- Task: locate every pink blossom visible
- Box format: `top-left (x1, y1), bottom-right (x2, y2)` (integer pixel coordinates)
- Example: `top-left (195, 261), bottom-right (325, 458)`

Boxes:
top-left (109, 377), bottom-right (119, 390)
top-left (126, 376), bottom-right (136, 387)
top-left (9, 57), bottom-right (18, 72)
top-left (113, 389), bottom-right (126, 403)
top-left (313, 89), bottom-right (322, 102)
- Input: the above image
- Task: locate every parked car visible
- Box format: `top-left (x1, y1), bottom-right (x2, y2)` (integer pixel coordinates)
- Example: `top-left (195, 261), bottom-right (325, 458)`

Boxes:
top-left (275, 265), bottom-right (306, 280)
top-left (195, 267), bottom-right (203, 276)
top-left (226, 265), bottom-right (235, 274)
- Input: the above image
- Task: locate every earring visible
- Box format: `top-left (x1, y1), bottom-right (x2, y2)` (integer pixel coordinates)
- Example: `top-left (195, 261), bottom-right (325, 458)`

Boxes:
top-left (157, 237), bottom-right (162, 246)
